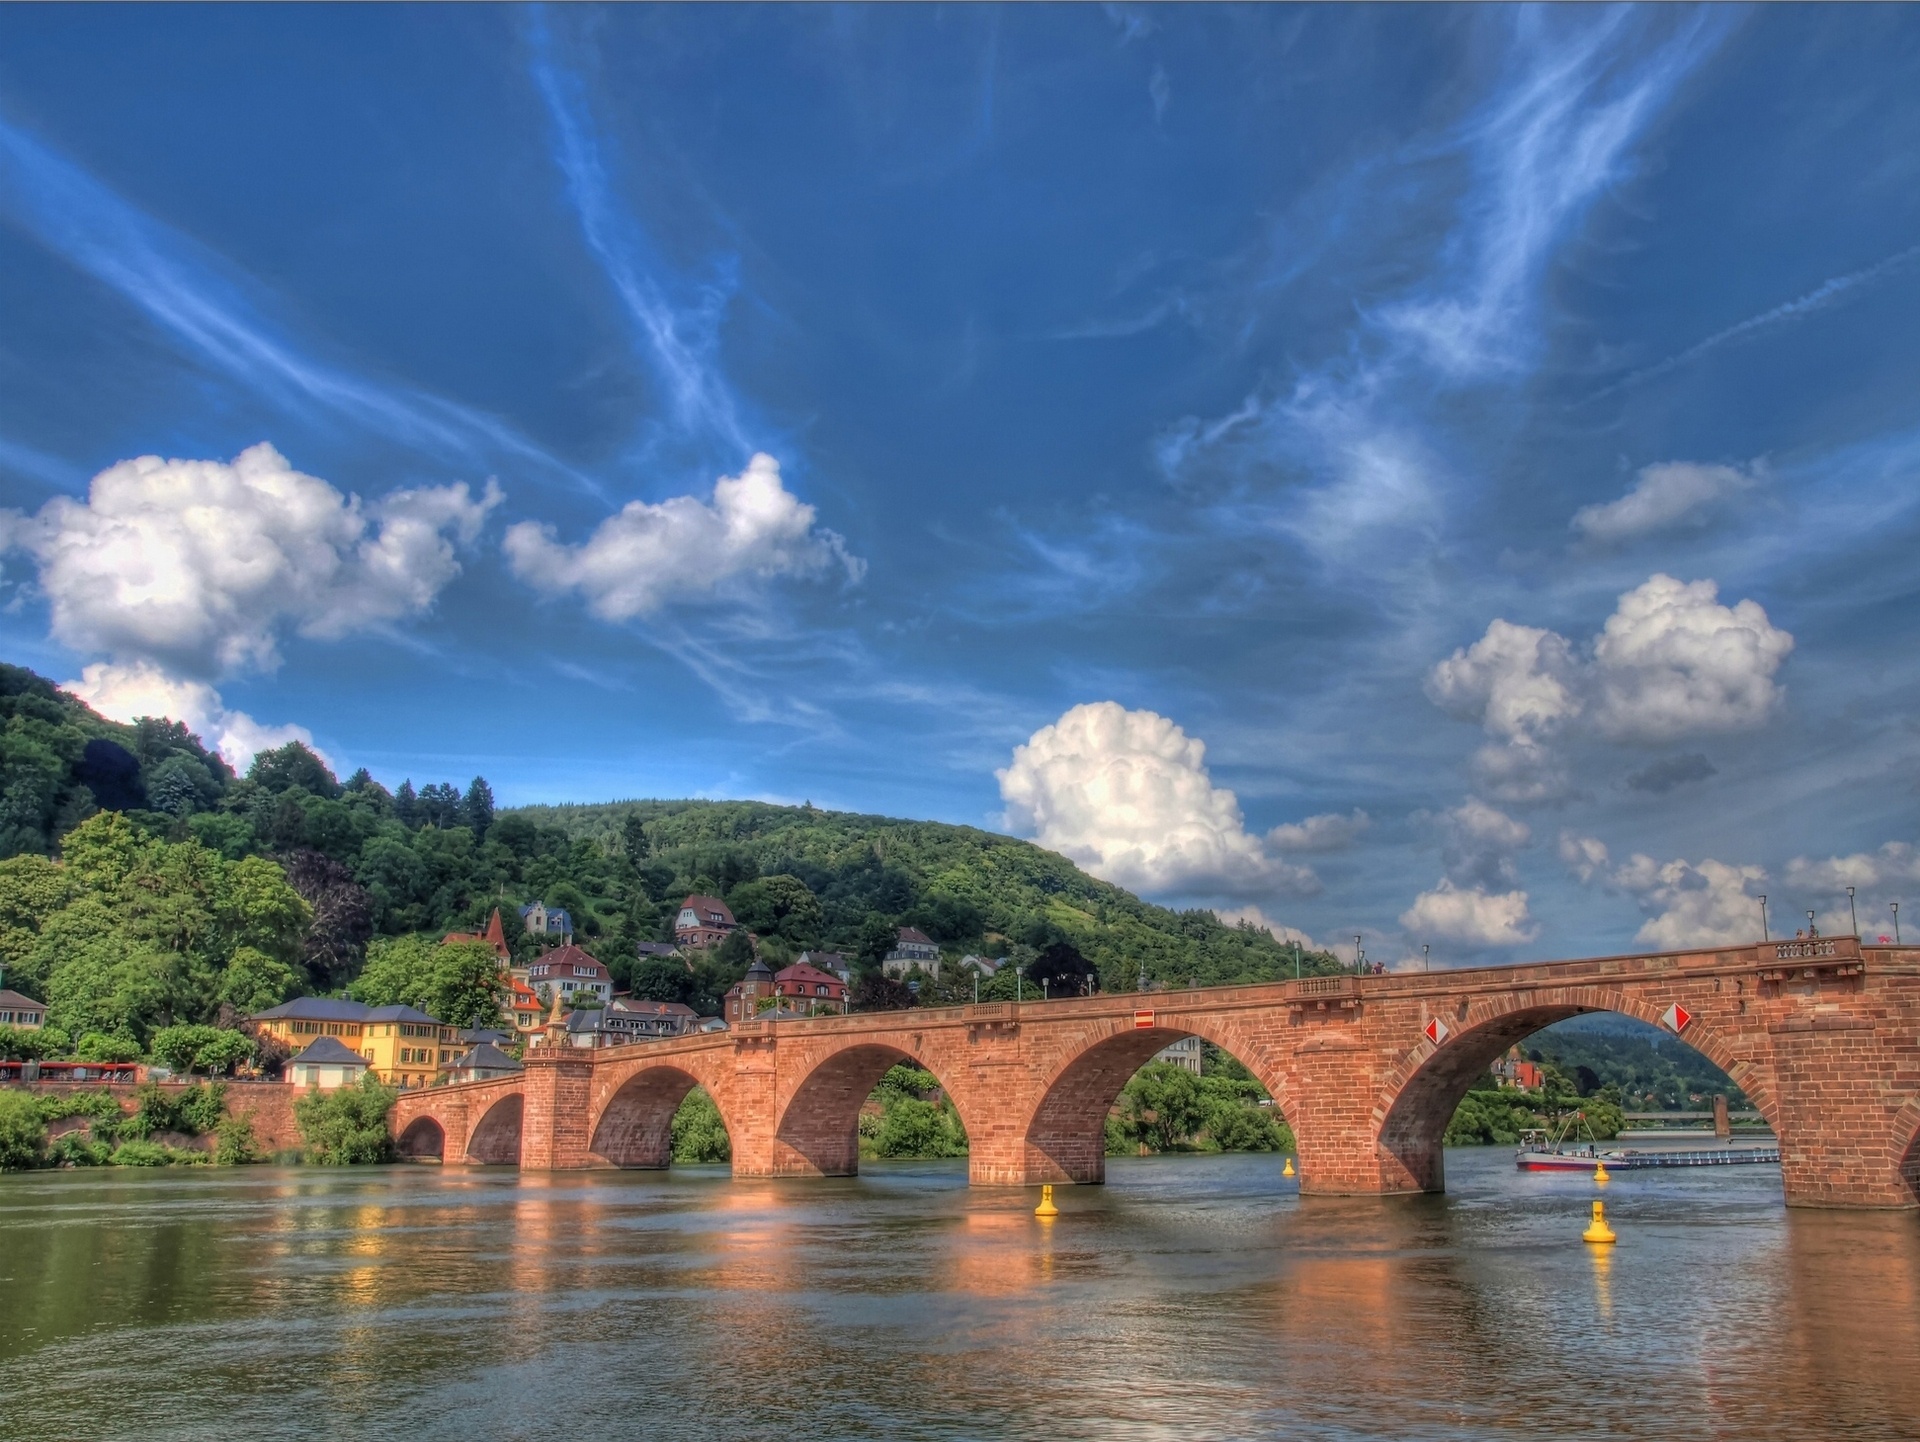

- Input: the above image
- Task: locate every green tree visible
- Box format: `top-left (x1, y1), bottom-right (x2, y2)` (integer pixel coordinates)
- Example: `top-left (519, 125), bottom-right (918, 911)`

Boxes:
top-left (73, 1031), bottom-right (142, 1063)
top-left (295, 1074), bottom-right (398, 1164)
top-left (0, 1088), bottom-right (47, 1169)
top-left (669, 1087), bottom-right (731, 1162)
top-left (1120, 1062), bottom-right (1208, 1152)
top-left (631, 957), bottom-right (695, 1005)
top-left (465, 777), bottom-right (495, 842)
top-left (249, 742), bottom-right (340, 798)
top-left (351, 936), bottom-right (504, 1027)
top-left (715, 929), bottom-right (756, 969)
top-left (622, 813), bottom-right (650, 866)
top-left (218, 946), bottom-right (301, 1013)
top-left (871, 1098), bottom-right (968, 1158)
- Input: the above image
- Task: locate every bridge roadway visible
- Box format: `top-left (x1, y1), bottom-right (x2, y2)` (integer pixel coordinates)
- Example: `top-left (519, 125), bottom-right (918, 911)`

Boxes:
top-left (391, 936), bottom-right (1920, 1208)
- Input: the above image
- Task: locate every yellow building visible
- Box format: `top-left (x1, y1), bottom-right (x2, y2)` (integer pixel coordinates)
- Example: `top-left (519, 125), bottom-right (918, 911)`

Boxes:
top-left (249, 998), bottom-right (461, 1089)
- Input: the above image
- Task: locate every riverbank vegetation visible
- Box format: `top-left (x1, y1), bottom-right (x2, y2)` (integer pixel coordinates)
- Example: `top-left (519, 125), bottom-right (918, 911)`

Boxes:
top-left (0, 1081), bottom-right (258, 1169)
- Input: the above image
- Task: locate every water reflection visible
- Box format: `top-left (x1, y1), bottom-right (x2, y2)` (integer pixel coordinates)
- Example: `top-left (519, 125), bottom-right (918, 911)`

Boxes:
top-left (1, 1151), bottom-right (1917, 1441)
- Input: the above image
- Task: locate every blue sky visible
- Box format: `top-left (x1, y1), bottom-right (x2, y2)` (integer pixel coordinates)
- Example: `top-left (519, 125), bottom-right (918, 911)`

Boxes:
top-left (3, 5), bottom-right (1920, 964)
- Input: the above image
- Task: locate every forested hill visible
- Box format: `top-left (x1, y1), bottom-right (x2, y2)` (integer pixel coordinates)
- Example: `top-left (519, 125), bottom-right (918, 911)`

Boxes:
top-left (514, 798), bottom-right (1340, 990)
top-left (0, 661), bottom-right (1339, 1043)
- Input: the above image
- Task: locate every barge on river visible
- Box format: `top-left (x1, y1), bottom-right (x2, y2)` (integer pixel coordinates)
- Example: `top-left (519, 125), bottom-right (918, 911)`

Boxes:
top-left (1516, 1143), bottom-right (1780, 1172)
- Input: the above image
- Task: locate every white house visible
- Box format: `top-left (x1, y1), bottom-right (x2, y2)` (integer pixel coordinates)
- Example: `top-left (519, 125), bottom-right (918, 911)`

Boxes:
top-left (287, 1036), bottom-right (370, 1090)
top-left (525, 944), bottom-right (613, 1005)
top-left (883, 927), bottom-right (942, 980)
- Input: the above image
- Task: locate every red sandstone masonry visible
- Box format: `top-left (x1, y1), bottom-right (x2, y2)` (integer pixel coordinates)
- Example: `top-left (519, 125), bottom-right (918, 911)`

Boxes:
top-left (388, 939), bottom-right (1920, 1209)
top-left (14, 1080), bottom-right (304, 1154)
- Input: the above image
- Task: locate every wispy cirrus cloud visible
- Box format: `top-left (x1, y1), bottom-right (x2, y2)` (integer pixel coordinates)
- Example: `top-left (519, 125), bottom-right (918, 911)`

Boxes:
top-left (0, 108), bottom-right (596, 494)
top-left (527, 10), bottom-right (755, 464)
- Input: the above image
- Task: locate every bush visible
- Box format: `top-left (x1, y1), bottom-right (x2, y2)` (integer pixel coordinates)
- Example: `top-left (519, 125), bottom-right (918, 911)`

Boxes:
top-left (869, 1097), bottom-right (968, 1158)
top-left (214, 1114), bottom-right (260, 1165)
top-left (1201, 1100), bottom-right (1292, 1153)
top-left (107, 1139), bottom-right (170, 1167)
top-left (38, 1090), bottom-right (123, 1124)
top-left (295, 1074), bottom-right (398, 1165)
top-left (46, 1132), bottom-right (111, 1167)
top-left (669, 1087), bottom-right (731, 1163)
top-left (0, 1089), bottom-right (48, 1170)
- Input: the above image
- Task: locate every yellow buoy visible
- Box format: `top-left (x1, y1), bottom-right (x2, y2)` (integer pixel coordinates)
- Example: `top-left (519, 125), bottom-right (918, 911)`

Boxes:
top-left (1283, 1156), bottom-right (1296, 1178)
top-left (1034, 1184), bottom-right (1059, 1218)
top-left (1593, 1160), bottom-right (1610, 1185)
top-left (1582, 1199), bottom-right (1616, 1245)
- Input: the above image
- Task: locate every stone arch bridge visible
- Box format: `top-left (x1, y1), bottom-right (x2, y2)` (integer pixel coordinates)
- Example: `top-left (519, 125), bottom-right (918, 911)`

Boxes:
top-left (391, 937), bottom-right (1920, 1208)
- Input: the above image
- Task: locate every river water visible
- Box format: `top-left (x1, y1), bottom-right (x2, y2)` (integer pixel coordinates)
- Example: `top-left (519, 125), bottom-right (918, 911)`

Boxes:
top-left (1, 1149), bottom-right (1916, 1441)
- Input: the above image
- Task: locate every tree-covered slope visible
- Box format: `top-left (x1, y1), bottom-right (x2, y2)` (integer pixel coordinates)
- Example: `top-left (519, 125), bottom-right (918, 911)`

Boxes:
top-left (515, 798), bottom-right (1341, 989)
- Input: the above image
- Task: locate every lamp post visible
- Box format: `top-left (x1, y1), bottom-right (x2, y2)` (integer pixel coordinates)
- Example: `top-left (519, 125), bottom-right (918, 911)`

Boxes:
top-left (1847, 886), bottom-right (1859, 937)
top-left (1893, 902), bottom-right (1901, 945)
top-left (1293, 940), bottom-right (1301, 981)
top-left (1016, 965), bottom-right (1023, 1003)
top-left (1422, 943), bottom-right (1430, 973)
top-left (973, 972), bottom-right (980, 1005)
top-left (1807, 910), bottom-right (1818, 938)
top-left (1355, 935), bottom-right (1363, 976)
top-left (1759, 895), bottom-right (1768, 942)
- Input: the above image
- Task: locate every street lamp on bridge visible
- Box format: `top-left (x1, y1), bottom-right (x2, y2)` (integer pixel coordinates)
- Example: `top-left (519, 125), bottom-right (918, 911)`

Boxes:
top-left (1893, 901), bottom-right (1901, 945)
top-left (1848, 886), bottom-right (1859, 937)
top-left (1759, 894), bottom-right (1769, 943)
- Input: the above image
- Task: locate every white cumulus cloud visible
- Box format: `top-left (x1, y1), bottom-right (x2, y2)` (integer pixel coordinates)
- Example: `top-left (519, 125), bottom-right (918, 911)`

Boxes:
top-left (997, 701), bottom-right (1319, 897)
top-left (1591, 575), bottom-right (1794, 743)
top-left (1572, 461), bottom-right (1756, 543)
top-left (65, 660), bottom-right (327, 774)
top-left (1612, 852), bottom-right (1766, 949)
top-left (503, 453), bottom-right (862, 621)
top-left (3, 443), bottom-right (499, 675)
top-left (1400, 880), bottom-right (1536, 947)
top-left (1429, 574), bottom-right (1792, 796)
top-left (1267, 809), bottom-right (1371, 852)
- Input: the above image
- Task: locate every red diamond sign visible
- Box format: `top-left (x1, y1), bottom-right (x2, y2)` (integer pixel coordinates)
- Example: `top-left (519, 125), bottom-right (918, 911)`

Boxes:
top-left (1424, 1017), bottom-right (1449, 1046)
top-left (1661, 1002), bottom-right (1692, 1034)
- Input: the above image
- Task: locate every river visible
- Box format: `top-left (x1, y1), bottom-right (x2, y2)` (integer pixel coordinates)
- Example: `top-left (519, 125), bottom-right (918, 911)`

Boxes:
top-left (1, 1149), bottom-right (1916, 1441)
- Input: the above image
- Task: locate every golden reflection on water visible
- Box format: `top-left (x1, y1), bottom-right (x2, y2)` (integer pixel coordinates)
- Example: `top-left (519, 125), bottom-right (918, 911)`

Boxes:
top-left (1587, 1244), bottom-right (1613, 1325)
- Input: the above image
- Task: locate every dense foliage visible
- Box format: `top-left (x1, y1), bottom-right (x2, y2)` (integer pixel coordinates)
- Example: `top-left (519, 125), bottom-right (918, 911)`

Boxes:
top-left (0, 1081), bottom-right (251, 1170)
top-left (0, 812), bottom-right (309, 1045)
top-left (669, 1087), bottom-right (732, 1163)
top-left (295, 1074), bottom-right (398, 1164)
top-left (1104, 1060), bottom-right (1295, 1156)
top-left (1444, 1062), bottom-right (1627, 1147)
top-left (0, 663), bottom-right (235, 859)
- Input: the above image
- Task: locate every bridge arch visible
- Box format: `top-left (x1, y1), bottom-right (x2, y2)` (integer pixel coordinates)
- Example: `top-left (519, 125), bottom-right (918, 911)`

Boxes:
top-left (590, 1063), bottom-right (739, 1169)
top-left (397, 1116), bottom-right (445, 1161)
top-left (773, 1038), bottom-right (977, 1178)
top-left (1018, 1020), bottom-right (1295, 1185)
top-left (1371, 990), bottom-right (1776, 1194)
top-left (465, 1092), bottom-right (524, 1165)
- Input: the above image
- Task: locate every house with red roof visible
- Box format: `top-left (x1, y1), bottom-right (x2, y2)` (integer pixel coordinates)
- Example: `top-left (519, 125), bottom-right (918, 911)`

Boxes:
top-left (675, 894), bottom-right (737, 949)
top-left (772, 961), bottom-right (849, 1015)
top-left (526, 944), bottom-right (613, 1006)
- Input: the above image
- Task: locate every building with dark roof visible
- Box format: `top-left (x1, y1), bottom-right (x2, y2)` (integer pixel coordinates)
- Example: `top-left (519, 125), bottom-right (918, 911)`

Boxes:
top-left (287, 1035), bottom-right (371, 1090)
top-left (249, 997), bottom-right (459, 1089)
top-left (723, 958), bottom-right (776, 1024)
top-left (520, 900), bottom-right (575, 941)
top-left (447, 1042), bottom-right (522, 1083)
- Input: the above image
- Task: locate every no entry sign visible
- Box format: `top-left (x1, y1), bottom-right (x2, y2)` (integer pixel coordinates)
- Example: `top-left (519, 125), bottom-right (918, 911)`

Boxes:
top-left (1661, 1002), bottom-right (1692, 1034)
